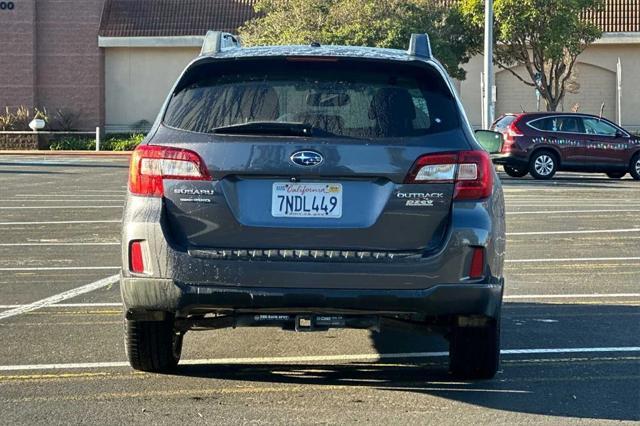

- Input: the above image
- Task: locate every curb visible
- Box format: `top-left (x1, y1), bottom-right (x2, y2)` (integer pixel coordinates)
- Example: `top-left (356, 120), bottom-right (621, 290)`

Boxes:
top-left (0, 150), bottom-right (132, 157)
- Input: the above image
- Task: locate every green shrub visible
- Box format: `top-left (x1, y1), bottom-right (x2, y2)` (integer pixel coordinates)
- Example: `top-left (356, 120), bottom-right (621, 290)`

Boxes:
top-left (49, 136), bottom-right (95, 151)
top-left (48, 133), bottom-right (145, 151)
top-left (103, 133), bottom-right (145, 151)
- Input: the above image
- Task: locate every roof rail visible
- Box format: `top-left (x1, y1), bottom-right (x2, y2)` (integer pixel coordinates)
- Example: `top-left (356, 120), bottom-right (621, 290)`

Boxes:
top-left (408, 33), bottom-right (432, 59)
top-left (200, 31), bottom-right (242, 56)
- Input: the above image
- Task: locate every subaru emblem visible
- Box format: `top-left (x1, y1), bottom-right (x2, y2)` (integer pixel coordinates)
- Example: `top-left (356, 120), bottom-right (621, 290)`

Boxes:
top-left (290, 150), bottom-right (323, 167)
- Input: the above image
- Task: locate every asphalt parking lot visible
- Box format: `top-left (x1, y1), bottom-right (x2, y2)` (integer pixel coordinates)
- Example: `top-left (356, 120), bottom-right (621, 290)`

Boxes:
top-left (0, 156), bottom-right (638, 424)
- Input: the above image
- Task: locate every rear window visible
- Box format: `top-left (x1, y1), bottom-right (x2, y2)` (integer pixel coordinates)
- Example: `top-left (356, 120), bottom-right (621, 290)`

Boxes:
top-left (492, 115), bottom-right (516, 131)
top-left (163, 59), bottom-right (460, 138)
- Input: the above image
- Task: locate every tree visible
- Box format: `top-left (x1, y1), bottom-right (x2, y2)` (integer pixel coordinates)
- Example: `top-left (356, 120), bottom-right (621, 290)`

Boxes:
top-left (239, 0), bottom-right (481, 80)
top-left (461, 0), bottom-right (603, 111)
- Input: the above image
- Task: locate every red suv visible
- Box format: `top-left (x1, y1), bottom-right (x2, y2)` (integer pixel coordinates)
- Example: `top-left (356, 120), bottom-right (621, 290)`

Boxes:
top-left (491, 112), bottom-right (640, 180)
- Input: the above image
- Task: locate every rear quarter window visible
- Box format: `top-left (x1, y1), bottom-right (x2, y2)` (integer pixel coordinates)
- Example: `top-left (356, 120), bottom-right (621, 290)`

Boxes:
top-left (163, 58), bottom-right (460, 139)
top-left (492, 115), bottom-right (516, 132)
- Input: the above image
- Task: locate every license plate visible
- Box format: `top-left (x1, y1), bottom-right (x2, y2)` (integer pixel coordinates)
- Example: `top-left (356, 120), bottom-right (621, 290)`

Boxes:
top-left (272, 183), bottom-right (342, 218)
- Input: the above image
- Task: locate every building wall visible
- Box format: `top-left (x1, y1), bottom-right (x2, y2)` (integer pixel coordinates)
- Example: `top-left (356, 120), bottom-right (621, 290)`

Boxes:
top-left (35, 0), bottom-right (105, 130)
top-left (105, 47), bottom-right (199, 132)
top-left (0, 0), bottom-right (104, 130)
top-left (458, 42), bottom-right (640, 131)
top-left (0, 0), bottom-right (37, 110)
top-left (495, 62), bottom-right (616, 120)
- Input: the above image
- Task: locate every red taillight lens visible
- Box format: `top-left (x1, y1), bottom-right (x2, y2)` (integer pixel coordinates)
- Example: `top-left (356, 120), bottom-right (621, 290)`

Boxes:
top-left (129, 241), bottom-right (145, 273)
top-left (469, 247), bottom-right (485, 279)
top-left (502, 120), bottom-right (524, 153)
top-left (403, 153), bottom-right (458, 183)
top-left (404, 150), bottom-right (493, 201)
top-left (129, 145), bottom-right (212, 197)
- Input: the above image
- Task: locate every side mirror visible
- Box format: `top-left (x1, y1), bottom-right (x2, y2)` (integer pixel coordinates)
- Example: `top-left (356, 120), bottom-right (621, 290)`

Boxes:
top-left (615, 130), bottom-right (626, 139)
top-left (474, 130), bottom-right (503, 154)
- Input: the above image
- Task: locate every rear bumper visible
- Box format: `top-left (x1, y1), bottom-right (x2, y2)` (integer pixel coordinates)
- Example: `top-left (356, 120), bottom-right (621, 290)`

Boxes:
top-left (491, 153), bottom-right (529, 168)
top-left (121, 277), bottom-right (504, 319)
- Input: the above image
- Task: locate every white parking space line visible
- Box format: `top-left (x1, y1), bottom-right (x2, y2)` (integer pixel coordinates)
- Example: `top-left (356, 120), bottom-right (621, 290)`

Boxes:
top-left (507, 257), bottom-right (640, 263)
top-left (508, 209), bottom-right (640, 215)
top-left (0, 199), bottom-right (124, 203)
top-left (0, 267), bottom-right (119, 271)
top-left (14, 194), bottom-right (125, 198)
top-left (0, 303), bottom-right (122, 309)
top-left (0, 220), bottom-right (121, 225)
top-left (0, 206), bottom-right (122, 210)
top-left (504, 293), bottom-right (640, 299)
top-left (0, 274), bottom-right (120, 321)
top-left (75, 190), bottom-right (126, 193)
top-left (506, 228), bottom-right (640, 236)
top-left (0, 347), bottom-right (638, 372)
top-left (0, 242), bottom-right (119, 247)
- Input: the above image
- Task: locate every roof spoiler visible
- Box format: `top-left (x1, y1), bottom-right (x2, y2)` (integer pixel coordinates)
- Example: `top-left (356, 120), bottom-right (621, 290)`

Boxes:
top-left (408, 33), bottom-right (432, 59)
top-left (200, 31), bottom-right (242, 56)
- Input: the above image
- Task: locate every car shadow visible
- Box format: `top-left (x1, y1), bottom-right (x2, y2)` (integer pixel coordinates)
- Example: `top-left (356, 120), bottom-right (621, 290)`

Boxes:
top-left (498, 173), bottom-right (635, 188)
top-left (173, 302), bottom-right (640, 421)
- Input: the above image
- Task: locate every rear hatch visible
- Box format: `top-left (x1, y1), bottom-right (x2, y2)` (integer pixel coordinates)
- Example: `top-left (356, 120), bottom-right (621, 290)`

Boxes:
top-left (153, 57), bottom-right (472, 253)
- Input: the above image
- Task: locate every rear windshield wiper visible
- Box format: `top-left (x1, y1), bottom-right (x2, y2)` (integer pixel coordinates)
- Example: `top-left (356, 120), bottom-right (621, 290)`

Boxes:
top-left (210, 121), bottom-right (313, 137)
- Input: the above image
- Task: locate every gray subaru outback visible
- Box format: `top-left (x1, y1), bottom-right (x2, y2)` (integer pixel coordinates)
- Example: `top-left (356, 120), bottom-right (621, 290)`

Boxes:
top-left (121, 32), bottom-right (506, 379)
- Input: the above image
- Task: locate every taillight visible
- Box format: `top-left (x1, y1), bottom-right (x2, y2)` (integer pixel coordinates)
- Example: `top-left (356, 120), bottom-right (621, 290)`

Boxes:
top-left (404, 150), bottom-right (493, 201)
top-left (502, 119), bottom-right (524, 153)
top-left (469, 247), bottom-right (485, 279)
top-left (129, 145), bottom-right (211, 197)
top-left (129, 241), bottom-right (145, 273)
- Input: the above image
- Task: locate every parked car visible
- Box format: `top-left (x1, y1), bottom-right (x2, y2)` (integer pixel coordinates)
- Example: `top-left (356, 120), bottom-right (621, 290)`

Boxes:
top-left (121, 32), bottom-right (506, 379)
top-left (491, 112), bottom-right (640, 180)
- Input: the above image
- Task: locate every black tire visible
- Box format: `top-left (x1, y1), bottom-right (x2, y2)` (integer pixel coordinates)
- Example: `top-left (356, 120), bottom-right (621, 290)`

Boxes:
top-left (125, 315), bottom-right (183, 372)
top-left (449, 319), bottom-right (500, 380)
top-left (529, 151), bottom-right (558, 180)
top-left (630, 153), bottom-right (640, 180)
top-left (606, 172), bottom-right (626, 179)
top-left (503, 165), bottom-right (528, 178)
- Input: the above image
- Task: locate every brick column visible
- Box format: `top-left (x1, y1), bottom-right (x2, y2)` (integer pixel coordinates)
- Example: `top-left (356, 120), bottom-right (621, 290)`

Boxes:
top-left (0, 0), bottom-right (37, 110)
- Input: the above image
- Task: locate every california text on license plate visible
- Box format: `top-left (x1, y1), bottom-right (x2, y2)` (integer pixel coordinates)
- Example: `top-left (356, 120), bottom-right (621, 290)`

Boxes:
top-left (271, 183), bottom-right (342, 218)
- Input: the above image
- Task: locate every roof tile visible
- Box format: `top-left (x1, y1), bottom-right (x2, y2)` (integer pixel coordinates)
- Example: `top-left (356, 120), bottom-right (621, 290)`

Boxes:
top-left (99, 0), bottom-right (258, 37)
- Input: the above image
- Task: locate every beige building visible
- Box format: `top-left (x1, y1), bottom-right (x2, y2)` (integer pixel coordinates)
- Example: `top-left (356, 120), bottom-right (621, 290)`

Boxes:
top-left (459, 33), bottom-right (640, 131)
top-left (103, 44), bottom-right (202, 132)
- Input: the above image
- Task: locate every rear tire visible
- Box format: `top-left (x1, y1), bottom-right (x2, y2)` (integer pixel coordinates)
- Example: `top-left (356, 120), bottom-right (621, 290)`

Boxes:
top-left (449, 319), bottom-right (500, 380)
top-left (503, 165), bottom-right (528, 178)
top-left (606, 172), bottom-right (626, 179)
top-left (126, 315), bottom-right (183, 373)
top-left (630, 153), bottom-right (640, 180)
top-left (529, 151), bottom-right (558, 180)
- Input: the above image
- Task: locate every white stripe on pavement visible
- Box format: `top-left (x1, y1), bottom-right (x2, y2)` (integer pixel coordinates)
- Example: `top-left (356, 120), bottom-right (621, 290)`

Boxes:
top-left (507, 257), bottom-right (640, 263)
top-left (14, 194), bottom-right (124, 198)
top-left (0, 347), bottom-right (638, 372)
top-left (0, 242), bottom-right (119, 247)
top-left (0, 274), bottom-right (120, 321)
top-left (0, 303), bottom-right (122, 309)
top-left (508, 209), bottom-right (639, 215)
top-left (504, 293), bottom-right (640, 299)
top-left (0, 266), bottom-right (119, 271)
top-left (0, 206), bottom-right (122, 210)
top-left (507, 228), bottom-right (640, 236)
top-left (0, 220), bottom-right (121, 225)
top-left (0, 199), bottom-right (124, 203)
